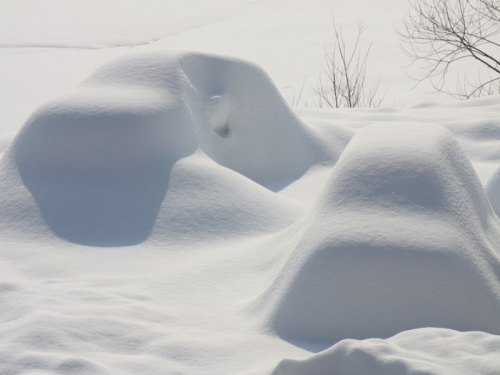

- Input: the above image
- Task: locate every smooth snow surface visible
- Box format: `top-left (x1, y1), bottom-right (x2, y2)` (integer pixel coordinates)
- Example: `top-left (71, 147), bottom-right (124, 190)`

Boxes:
top-left (2, 45), bottom-right (500, 375)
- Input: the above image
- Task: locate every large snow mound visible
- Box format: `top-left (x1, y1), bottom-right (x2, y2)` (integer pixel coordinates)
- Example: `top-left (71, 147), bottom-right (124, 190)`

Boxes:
top-left (260, 123), bottom-right (500, 344)
top-left (1, 51), bottom-right (333, 246)
top-left (9, 51), bottom-right (323, 188)
top-left (271, 328), bottom-right (500, 375)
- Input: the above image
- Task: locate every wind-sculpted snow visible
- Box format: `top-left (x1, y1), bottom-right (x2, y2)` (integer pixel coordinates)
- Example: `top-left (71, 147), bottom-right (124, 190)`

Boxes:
top-left (1, 52), bottom-right (500, 375)
top-left (271, 328), bottom-right (500, 375)
top-left (260, 123), bottom-right (500, 345)
top-left (1, 51), bottom-right (329, 246)
top-left (65, 51), bottom-right (320, 186)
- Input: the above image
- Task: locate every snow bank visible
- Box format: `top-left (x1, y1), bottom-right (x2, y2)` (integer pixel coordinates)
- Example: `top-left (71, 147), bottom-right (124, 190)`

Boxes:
top-left (2, 51), bottom-right (327, 246)
top-left (261, 123), bottom-right (500, 344)
top-left (271, 328), bottom-right (500, 375)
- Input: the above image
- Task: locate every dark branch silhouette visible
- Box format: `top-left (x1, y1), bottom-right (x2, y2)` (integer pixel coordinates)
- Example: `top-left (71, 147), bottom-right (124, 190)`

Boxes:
top-left (399, 0), bottom-right (500, 99)
top-left (313, 21), bottom-right (385, 108)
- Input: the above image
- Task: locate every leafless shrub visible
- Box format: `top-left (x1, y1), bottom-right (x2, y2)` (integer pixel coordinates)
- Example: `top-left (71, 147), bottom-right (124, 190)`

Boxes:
top-left (288, 79), bottom-right (307, 107)
top-left (288, 21), bottom-right (385, 108)
top-left (313, 21), bottom-right (385, 108)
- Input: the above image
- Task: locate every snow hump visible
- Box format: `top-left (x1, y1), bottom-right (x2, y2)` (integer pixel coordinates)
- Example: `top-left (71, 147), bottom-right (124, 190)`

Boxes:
top-left (9, 51), bottom-right (320, 187)
top-left (2, 51), bottom-right (325, 246)
top-left (260, 123), bottom-right (500, 345)
top-left (271, 328), bottom-right (500, 375)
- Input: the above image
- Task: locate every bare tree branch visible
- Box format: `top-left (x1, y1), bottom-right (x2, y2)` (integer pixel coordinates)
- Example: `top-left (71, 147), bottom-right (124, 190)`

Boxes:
top-left (398, 0), bottom-right (500, 99)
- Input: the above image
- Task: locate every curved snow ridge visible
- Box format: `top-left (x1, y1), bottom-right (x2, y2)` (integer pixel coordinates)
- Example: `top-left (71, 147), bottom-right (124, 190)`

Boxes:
top-left (258, 123), bottom-right (500, 344)
top-left (1, 51), bottom-right (331, 246)
top-left (270, 328), bottom-right (500, 375)
top-left (8, 50), bottom-right (329, 188)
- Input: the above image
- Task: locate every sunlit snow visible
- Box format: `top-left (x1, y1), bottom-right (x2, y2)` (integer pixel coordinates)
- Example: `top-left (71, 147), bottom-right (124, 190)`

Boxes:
top-left (1, 1), bottom-right (500, 375)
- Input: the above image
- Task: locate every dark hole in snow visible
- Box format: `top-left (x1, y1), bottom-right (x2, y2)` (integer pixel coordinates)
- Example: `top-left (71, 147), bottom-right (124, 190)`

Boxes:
top-left (214, 122), bottom-right (230, 137)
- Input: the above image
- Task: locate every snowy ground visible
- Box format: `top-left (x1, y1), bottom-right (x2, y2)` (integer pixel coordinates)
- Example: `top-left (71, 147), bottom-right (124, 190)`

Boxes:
top-left (2, 1), bottom-right (500, 374)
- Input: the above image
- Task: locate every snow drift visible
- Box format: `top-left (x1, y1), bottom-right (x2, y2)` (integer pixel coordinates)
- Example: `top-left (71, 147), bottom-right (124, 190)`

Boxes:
top-left (9, 51), bottom-right (320, 187)
top-left (1, 51), bottom-right (331, 246)
top-left (271, 328), bottom-right (500, 375)
top-left (261, 123), bottom-right (500, 345)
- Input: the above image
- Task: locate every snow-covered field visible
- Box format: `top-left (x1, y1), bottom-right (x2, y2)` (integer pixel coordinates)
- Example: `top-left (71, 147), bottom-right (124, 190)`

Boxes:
top-left (2, 1), bottom-right (500, 374)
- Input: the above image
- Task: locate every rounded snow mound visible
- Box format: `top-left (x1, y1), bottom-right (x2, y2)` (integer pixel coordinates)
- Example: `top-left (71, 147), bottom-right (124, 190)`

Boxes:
top-left (261, 124), bottom-right (500, 344)
top-left (11, 85), bottom-right (195, 180)
top-left (2, 51), bottom-right (322, 245)
top-left (2, 52), bottom-right (328, 246)
top-left (9, 50), bottom-right (320, 187)
top-left (271, 328), bottom-right (500, 375)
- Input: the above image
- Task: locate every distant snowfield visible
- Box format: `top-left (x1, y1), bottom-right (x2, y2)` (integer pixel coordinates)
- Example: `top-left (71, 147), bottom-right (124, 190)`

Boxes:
top-left (2, 2), bottom-right (500, 375)
top-left (1, 0), bottom-right (478, 134)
